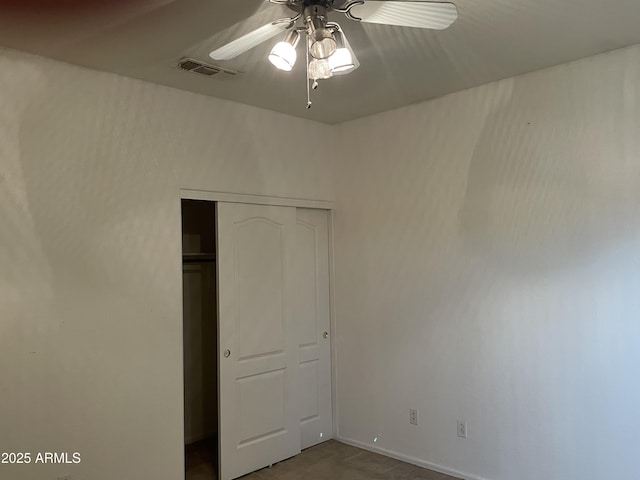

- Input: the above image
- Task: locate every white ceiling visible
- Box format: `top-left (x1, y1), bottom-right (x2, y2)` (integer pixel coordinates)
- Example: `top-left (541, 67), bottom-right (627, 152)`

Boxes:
top-left (2, 0), bottom-right (640, 123)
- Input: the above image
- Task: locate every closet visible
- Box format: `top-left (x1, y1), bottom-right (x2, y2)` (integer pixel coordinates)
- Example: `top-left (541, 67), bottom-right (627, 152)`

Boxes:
top-left (182, 200), bottom-right (218, 478)
top-left (182, 199), bottom-right (333, 480)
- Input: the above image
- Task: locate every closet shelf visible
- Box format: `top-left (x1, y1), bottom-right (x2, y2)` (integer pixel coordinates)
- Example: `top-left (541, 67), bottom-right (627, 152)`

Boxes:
top-left (182, 253), bottom-right (216, 263)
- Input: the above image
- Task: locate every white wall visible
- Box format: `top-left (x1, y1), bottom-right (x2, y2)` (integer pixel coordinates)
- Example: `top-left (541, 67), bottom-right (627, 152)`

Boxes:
top-left (333, 45), bottom-right (640, 480)
top-left (0, 48), bottom-right (333, 480)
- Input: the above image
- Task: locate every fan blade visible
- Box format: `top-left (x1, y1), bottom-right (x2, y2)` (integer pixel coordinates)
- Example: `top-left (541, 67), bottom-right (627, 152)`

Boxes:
top-left (349, 1), bottom-right (458, 30)
top-left (210, 19), bottom-right (291, 60)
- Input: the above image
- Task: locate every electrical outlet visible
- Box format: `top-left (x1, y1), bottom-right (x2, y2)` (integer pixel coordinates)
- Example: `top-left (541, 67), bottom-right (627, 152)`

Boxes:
top-left (409, 408), bottom-right (418, 425)
top-left (457, 420), bottom-right (468, 438)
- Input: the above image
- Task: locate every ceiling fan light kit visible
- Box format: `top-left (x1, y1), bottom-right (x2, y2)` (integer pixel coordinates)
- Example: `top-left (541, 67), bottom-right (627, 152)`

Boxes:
top-left (210, 0), bottom-right (458, 108)
top-left (305, 5), bottom-right (338, 59)
top-left (329, 30), bottom-right (356, 73)
top-left (309, 57), bottom-right (333, 79)
top-left (268, 29), bottom-right (300, 71)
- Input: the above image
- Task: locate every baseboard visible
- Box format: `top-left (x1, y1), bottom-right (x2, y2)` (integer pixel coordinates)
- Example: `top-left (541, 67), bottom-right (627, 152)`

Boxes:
top-left (335, 435), bottom-right (490, 480)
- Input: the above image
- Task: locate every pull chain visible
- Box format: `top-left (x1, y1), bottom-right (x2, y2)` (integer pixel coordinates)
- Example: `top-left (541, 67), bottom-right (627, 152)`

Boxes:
top-left (306, 35), bottom-right (312, 109)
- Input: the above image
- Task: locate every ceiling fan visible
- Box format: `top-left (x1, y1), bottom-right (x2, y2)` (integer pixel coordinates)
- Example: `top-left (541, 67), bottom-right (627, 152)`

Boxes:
top-left (210, 0), bottom-right (458, 108)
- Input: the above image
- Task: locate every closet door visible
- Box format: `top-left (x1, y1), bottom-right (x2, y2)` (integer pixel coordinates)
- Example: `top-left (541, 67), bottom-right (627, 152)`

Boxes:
top-left (295, 209), bottom-right (333, 448)
top-left (217, 203), bottom-right (300, 480)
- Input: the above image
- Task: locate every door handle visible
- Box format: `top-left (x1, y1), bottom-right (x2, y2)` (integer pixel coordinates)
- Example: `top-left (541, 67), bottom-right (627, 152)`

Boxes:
top-left (224, 349), bottom-right (231, 358)
top-left (323, 331), bottom-right (329, 339)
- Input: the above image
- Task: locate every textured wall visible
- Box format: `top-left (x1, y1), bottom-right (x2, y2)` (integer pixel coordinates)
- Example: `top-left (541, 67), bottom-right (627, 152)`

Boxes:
top-left (333, 45), bottom-right (640, 480)
top-left (0, 48), bottom-right (333, 480)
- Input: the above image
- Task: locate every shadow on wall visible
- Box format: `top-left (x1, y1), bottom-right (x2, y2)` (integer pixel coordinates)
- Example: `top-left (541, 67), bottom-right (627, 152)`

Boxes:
top-left (457, 72), bottom-right (640, 277)
top-left (11, 50), bottom-right (275, 301)
top-left (0, 53), bottom-right (54, 326)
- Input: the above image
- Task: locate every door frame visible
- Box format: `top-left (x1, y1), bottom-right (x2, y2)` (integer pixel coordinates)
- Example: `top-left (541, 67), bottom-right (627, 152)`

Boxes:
top-left (179, 189), bottom-right (339, 476)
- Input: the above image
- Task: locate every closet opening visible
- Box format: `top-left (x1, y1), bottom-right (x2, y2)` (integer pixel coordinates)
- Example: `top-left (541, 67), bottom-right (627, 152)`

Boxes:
top-left (181, 199), bottom-right (218, 480)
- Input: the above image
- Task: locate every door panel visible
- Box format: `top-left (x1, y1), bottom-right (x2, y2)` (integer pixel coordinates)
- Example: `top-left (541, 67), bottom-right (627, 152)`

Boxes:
top-left (235, 218), bottom-right (286, 358)
top-left (295, 209), bottom-right (333, 449)
top-left (217, 203), bottom-right (300, 480)
top-left (237, 369), bottom-right (286, 443)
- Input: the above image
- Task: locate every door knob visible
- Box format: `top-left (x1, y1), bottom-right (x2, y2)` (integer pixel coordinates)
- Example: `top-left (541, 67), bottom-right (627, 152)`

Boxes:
top-left (323, 331), bottom-right (329, 339)
top-left (224, 349), bottom-right (231, 358)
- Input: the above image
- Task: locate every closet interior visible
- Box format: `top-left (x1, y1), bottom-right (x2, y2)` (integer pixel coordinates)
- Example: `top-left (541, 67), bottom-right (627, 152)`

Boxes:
top-left (182, 199), bottom-right (218, 480)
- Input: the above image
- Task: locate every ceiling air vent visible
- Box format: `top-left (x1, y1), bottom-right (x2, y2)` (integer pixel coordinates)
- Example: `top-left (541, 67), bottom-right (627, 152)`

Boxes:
top-left (177, 58), bottom-right (238, 79)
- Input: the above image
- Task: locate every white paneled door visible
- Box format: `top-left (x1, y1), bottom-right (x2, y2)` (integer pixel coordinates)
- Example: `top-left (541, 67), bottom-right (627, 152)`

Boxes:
top-left (295, 209), bottom-right (333, 449)
top-left (217, 203), bottom-right (300, 480)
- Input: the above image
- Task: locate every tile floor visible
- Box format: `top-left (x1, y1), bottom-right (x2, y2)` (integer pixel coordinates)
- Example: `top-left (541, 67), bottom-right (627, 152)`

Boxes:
top-left (186, 439), bottom-right (460, 480)
top-left (186, 437), bottom-right (217, 480)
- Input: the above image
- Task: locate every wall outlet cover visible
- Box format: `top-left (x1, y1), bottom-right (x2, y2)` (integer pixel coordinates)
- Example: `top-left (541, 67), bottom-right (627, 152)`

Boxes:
top-left (409, 408), bottom-right (418, 425)
top-left (457, 420), bottom-right (468, 438)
